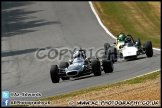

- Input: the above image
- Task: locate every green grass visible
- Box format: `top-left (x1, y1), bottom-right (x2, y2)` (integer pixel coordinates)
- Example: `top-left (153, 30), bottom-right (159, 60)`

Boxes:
top-left (93, 2), bottom-right (160, 48)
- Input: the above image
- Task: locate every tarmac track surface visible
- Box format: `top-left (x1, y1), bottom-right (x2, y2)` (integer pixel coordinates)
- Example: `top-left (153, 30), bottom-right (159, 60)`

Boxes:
top-left (1, 2), bottom-right (160, 101)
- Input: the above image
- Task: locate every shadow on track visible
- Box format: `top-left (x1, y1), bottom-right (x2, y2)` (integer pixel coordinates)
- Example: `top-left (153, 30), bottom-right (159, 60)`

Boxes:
top-left (1, 46), bottom-right (62, 57)
top-left (2, 48), bottom-right (39, 57)
top-left (1, 1), bottom-right (60, 37)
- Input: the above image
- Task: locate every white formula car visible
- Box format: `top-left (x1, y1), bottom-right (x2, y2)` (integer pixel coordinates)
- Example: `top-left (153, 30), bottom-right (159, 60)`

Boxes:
top-left (119, 34), bottom-right (153, 60)
top-left (120, 41), bottom-right (138, 60)
top-left (103, 34), bottom-right (153, 61)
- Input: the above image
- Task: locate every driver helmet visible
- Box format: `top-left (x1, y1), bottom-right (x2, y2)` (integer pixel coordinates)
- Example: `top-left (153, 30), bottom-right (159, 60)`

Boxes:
top-left (125, 37), bottom-right (131, 43)
top-left (73, 51), bottom-right (81, 59)
top-left (118, 33), bottom-right (125, 41)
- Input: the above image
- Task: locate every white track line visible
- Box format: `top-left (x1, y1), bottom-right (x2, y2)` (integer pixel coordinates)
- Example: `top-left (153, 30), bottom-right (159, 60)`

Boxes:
top-left (153, 48), bottom-right (161, 51)
top-left (89, 1), bottom-right (161, 51)
top-left (118, 69), bottom-right (161, 83)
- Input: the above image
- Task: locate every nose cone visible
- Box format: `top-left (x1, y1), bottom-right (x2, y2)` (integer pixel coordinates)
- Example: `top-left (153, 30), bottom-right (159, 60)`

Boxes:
top-left (66, 63), bottom-right (83, 77)
top-left (67, 64), bottom-right (82, 71)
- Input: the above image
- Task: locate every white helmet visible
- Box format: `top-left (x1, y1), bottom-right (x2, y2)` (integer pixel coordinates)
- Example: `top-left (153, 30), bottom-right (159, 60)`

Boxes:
top-left (73, 51), bottom-right (81, 59)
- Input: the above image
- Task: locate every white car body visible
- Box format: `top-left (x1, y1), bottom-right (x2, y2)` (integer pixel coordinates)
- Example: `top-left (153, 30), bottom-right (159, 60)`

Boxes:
top-left (121, 43), bottom-right (138, 58)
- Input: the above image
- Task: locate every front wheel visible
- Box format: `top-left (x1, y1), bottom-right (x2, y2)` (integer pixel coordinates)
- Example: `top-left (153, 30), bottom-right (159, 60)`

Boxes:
top-left (145, 41), bottom-right (153, 57)
top-left (102, 60), bottom-right (114, 73)
top-left (91, 59), bottom-right (101, 76)
top-left (59, 62), bottom-right (69, 68)
top-left (59, 62), bottom-right (70, 80)
top-left (50, 65), bottom-right (60, 83)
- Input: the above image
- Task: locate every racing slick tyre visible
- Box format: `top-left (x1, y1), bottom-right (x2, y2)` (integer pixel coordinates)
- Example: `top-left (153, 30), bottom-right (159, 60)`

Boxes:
top-left (145, 41), bottom-right (153, 57)
top-left (105, 47), bottom-right (117, 63)
top-left (109, 47), bottom-right (117, 63)
top-left (104, 43), bottom-right (110, 55)
top-left (135, 38), bottom-right (141, 46)
top-left (50, 65), bottom-right (60, 83)
top-left (102, 60), bottom-right (114, 73)
top-left (91, 59), bottom-right (101, 76)
top-left (59, 62), bottom-right (69, 68)
top-left (59, 62), bottom-right (70, 80)
top-left (106, 48), bottom-right (111, 60)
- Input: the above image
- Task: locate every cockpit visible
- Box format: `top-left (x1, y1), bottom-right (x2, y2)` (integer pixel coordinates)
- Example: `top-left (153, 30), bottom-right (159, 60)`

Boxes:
top-left (125, 42), bottom-right (134, 47)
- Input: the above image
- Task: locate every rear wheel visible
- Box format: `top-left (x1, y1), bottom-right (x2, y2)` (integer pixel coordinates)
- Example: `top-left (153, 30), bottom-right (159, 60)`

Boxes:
top-left (91, 59), bottom-right (101, 76)
top-left (102, 60), bottom-right (114, 73)
top-left (145, 41), bottom-right (153, 57)
top-left (50, 65), bottom-right (60, 83)
top-left (104, 43), bottom-right (110, 55)
top-left (59, 62), bottom-right (69, 68)
top-left (105, 47), bottom-right (117, 63)
top-left (109, 47), bottom-right (117, 63)
top-left (59, 62), bottom-right (70, 80)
